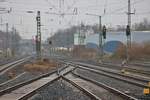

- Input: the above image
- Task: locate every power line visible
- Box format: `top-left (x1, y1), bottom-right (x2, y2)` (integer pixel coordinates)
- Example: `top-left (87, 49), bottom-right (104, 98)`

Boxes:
top-left (44, 0), bottom-right (57, 9)
top-left (9, 1), bottom-right (49, 6)
top-left (135, 11), bottom-right (150, 15)
top-left (108, 0), bottom-right (146, 14)
top-left (78, 0), bottom-right (126, 10)
top-left (65, 0), bottom-right (77, 12)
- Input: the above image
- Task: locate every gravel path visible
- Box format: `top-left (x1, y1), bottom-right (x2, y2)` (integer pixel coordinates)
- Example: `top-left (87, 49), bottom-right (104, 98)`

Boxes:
top-left (29, 79), bottom-right (92, 100)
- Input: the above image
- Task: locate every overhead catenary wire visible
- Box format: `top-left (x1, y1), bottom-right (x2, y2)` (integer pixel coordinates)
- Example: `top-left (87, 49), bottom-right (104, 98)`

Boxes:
top-left (108, 0), bottom-right (147, 15)
top-left (77, 0), bottom-right (125, 9)
top-left (5, 1), bottom-right (51, 8)
top-left (1, 0), bottom-right (150, 29)
top-left (135, 11), bottom-right (150, 15)
top-left (3, 0), bottom-right (149, 17)
top-left (44, 0), bottom-right (57, 10)
top-left (83, 0), bottom-right (148, 16)
top-left (65, 0), bottom-right (77, 12)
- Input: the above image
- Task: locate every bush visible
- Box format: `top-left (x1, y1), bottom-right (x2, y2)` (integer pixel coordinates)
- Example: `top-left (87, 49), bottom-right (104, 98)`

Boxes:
top-left (114, 41), bottom-right (150, 60)
top-left (72, 45), bottom-right (98, 60)
top-left (24, 59), bottom-right (57, 73)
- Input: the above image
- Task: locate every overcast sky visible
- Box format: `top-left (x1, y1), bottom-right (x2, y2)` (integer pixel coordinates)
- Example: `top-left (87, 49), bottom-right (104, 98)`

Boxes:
top-left (0, 0), bottom-right (150, 40)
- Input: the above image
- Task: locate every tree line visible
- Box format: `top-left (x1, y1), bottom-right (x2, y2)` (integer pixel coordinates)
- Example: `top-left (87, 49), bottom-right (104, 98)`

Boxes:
top-left (47, 18), bottom-right (150, 47)
top-left (0, 28), bottom-right (21, 54)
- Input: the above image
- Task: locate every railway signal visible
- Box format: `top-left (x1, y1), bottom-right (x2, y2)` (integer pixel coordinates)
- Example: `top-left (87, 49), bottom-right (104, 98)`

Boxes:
top-left (126, 25), bottom-right (130, 36)
top-left (49, 41), bottom-right (52, 45)
top-left (102, 25), bottom-right (106, 39)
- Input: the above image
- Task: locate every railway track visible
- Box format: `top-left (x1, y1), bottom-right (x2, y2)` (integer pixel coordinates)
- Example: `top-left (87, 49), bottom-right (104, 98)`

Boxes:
top-left (64, 72), bottom-right (137, 100)
top-left (61, 60), bottom-right (150, 86)
top-left (0, 56), bottom-right (30, 66)
top-left (0, 58), bottom-right (149, 100)
top-left (58, 56), bottom-right (150, 77)
top-left (76, 60), bottom-right (149, 77)
top-left (0, 64), bottom-right (75, 100)
top-left (0, 72), bottom-right (37, 91)
top-left (0, 58), bottom-right (63, 90)
top-left (0, 62), bottom-right (102, 100)
top-left (92, 62), bottom-right (150, 76)
top-left (0, 56), bottom-right (34, 86)
top-left (59, 60), bottom-right (150, 98)
top-left (62, 76), bottom-right (101, 100)
top-left (0, 63), bottom-right (67, 96)
top-left (0, 56), bottom-right (32, 74)
top-left (128, 62), bottom-right (150, 70)
top-left (77, 66), bottom-right (148, 87)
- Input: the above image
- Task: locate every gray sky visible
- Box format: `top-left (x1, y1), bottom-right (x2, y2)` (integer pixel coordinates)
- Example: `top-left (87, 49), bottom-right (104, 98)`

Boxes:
top-left (0, 0), bottom-right (150, 40)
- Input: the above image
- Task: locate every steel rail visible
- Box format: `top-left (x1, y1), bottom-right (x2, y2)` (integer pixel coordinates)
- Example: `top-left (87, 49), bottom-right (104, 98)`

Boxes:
top-left (0, 56), bottom-right (32, 73)
top-left (62, 76), bottom-right (101, 100)
top-left (76, 66), bottom-right (148, 88)
top-left (18, 66), bottom-right (76, 100)
top-left (0, 64), bottom-right (69, 96)
top-left (60, 60), bottom-right (149, 88)
top-left (81, 61), bottom-right (150, 76)
top-left (18, 76), bottom-right (61, 100)
top-left (72, 72), bottom-right (138, 100)
top-left (60, 58), bottom-right (150, 76)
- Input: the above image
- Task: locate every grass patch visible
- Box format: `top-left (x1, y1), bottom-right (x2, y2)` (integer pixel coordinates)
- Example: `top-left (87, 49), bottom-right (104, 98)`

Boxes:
top-left (24, 58), bottom-right (57, 73)
top-left (72, 45), bottom-right (98, 60)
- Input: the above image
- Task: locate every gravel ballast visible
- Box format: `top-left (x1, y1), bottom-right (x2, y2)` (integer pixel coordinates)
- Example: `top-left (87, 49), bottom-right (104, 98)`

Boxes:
top-left (29, 79), bottom-right (92, 100)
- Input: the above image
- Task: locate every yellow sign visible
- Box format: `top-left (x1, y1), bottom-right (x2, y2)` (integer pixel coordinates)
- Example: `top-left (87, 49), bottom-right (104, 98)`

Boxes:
top-left (143, 88), bottom-right (150, 95)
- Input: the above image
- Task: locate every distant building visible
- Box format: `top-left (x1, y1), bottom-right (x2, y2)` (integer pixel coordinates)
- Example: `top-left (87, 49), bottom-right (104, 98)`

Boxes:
top-left (74, 32), bottom-right (86, 45)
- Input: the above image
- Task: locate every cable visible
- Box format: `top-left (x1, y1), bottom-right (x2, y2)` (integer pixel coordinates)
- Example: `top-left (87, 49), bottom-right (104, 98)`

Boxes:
top-left (135, 11), bottom-right (150, 15)
top-left (108, 0), bottom-right (146, 14)
top-left (75, 0), bottom-right (126, 10)
top-left (44, 0), bottom-right (57, 9)
top-left (65, 0), bottom-right (77, 12)
top-left (5, 1), bottom-right (51, 10)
